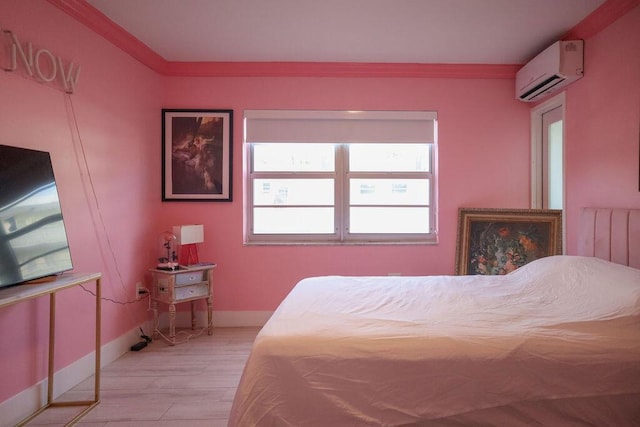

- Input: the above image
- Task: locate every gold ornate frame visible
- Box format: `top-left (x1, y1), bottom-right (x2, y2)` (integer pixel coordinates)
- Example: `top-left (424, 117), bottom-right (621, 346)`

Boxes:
top-left (455, 208), bottom-right (562, 275)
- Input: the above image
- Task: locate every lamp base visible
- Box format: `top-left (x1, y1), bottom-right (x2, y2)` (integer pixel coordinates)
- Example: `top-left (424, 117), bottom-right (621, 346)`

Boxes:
top-left (179, 244), bottom-right (199, 266)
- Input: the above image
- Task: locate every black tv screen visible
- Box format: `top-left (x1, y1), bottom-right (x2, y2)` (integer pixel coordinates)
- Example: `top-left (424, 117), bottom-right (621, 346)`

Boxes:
top-left (0, 145), bottom-right (73, 288)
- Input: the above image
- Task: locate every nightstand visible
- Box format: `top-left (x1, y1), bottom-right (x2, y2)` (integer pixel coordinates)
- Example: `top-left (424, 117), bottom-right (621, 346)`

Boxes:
top-left (149, 264), bottom-right (216, 345)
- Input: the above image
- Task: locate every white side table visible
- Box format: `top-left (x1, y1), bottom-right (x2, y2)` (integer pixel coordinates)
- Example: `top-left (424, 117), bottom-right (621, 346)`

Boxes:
top-left (149, 264), bottom-right (216, 345)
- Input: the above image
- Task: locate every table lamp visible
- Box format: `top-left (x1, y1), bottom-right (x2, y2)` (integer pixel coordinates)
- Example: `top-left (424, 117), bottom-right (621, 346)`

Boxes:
top-left (173, 224), bottom-right (204, 266)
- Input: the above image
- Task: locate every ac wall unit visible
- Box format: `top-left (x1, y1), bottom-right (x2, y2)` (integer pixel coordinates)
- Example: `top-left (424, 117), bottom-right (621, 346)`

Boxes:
top-left (516, 40), bottom-right (584, 102)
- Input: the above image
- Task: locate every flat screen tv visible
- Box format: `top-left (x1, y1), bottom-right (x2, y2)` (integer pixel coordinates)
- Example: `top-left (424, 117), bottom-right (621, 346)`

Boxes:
top-left (0, 144), bottom-right (73, 289)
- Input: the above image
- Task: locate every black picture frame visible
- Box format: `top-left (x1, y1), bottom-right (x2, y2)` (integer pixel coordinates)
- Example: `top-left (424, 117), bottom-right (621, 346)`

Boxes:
top-left (162, 109), bottom-right (233, 201)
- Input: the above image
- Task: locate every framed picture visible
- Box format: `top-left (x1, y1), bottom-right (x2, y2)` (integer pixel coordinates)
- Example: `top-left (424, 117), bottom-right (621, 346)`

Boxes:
top-left (162, 109), bottom-right (233, 201)
top-left (455, 208), bottom-right (563, 275)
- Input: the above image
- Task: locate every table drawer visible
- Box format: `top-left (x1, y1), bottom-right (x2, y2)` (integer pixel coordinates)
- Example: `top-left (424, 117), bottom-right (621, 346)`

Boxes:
top-left (175, 283), bottom-right (209, 300)
top-left (175, 270), bottom-right (206, 285)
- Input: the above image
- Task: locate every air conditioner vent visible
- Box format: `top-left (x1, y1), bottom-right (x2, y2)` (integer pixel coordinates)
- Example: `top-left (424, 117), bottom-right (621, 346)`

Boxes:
top-left (518, 75), bottom-right (565, 101)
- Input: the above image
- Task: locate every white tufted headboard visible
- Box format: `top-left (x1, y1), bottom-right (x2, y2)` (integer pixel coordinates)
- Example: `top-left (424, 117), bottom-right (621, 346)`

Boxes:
top-left (578, 208), bottom-right (640, 269)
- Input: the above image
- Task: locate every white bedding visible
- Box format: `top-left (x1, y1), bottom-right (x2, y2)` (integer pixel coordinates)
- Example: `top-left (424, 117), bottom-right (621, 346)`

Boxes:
top-left (229, 256), bottom-right (640, 426)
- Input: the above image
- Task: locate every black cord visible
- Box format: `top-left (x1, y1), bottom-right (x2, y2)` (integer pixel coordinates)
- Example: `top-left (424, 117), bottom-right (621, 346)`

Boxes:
top-left (79, 285), bottom-right (152, 341)
top-left (140, 327), bottom-right (152, 343)
top-left (66, 93), bottom-right (151, 341)
top-left (79, 284), bottom-right (148, 306)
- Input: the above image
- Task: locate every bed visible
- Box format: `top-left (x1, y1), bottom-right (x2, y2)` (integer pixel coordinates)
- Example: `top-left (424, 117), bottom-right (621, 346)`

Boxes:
top-left (229, 208), bottom-right (640, 426)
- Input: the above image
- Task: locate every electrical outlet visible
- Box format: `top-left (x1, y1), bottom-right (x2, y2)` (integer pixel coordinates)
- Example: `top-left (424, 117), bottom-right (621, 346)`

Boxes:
top-left (135, 282), bottom-right (144, 300)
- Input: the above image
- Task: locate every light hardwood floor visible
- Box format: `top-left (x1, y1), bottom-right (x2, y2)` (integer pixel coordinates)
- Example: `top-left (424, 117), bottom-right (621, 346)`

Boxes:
top-left (27, 327), bottom-right (260, 426)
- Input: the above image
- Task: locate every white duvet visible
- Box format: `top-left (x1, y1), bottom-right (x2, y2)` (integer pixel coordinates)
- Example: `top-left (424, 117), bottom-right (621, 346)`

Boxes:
top-left (229, 256), bottom-right (640, 426)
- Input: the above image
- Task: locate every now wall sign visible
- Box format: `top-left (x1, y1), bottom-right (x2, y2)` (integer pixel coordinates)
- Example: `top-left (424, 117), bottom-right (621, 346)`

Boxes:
top-left (2, 27), bottom-right (81, 94)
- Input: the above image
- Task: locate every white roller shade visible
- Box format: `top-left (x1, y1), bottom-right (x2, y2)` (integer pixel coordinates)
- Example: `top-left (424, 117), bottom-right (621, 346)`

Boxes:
top-left (245, 110), bottom-right (436, 143)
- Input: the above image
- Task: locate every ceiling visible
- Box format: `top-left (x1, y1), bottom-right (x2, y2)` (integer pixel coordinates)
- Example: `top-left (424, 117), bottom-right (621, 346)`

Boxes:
top-left (85, 0), bottom-right (605, 65)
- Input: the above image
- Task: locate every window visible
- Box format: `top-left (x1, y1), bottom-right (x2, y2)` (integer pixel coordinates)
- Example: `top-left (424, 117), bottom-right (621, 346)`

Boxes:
top-left (245, 110), bottom-right (437, 244)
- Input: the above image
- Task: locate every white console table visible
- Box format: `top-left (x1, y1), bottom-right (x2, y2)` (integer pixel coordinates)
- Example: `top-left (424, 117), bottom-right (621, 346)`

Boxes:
top-left (0, 272), bottom-right (102, 426)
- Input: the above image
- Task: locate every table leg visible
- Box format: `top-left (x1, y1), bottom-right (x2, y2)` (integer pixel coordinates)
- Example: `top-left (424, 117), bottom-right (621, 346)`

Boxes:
top-left (168, 303), bottom-right (176, 345)
top-left (48, 293), bottom-right (56, 404)
top-left (94, 277), bottom-right (101, 402)
top-left (207, 295), bottom-right (213, 335)
top-left (191, 300), bottom-right (196, 330)
top-left (151, 300), bottom-right (159, 338)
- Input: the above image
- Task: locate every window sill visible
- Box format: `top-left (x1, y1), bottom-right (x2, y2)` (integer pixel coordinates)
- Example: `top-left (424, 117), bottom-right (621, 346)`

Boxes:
top-left (244, 239), bottom-right (438, 247)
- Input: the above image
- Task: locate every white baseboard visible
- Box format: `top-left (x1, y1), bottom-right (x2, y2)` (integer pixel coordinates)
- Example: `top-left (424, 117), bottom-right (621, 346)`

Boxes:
top-left (0, 321), bottom-right (151, 427)
top-left (158, 310), bottom-right (272, 328)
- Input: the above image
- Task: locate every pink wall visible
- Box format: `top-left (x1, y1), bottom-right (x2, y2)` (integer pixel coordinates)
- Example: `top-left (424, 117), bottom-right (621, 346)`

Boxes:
top-left (0, 1), bottom-right (162, 404)
top-left (160, 76), bottom-right (531, 310)
top-left (564, 4), bottom-right (640, 253)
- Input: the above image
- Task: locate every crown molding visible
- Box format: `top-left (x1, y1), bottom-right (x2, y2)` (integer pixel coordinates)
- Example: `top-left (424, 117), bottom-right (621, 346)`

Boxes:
top-left (45, 0), bottom-right (168, 73)
top-left (562, 0), bottom-right (640, 40)
top-left (163, 61), bottom-right (521, 79)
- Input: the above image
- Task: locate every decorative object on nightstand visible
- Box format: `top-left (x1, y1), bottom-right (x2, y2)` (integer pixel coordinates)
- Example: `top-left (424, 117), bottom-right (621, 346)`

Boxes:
top-left (149, 263), bottom-right (216, 345)
top-left (157, 231), bottom-right (179, 271)
top-left (173, 224), bottom-right (204, 266)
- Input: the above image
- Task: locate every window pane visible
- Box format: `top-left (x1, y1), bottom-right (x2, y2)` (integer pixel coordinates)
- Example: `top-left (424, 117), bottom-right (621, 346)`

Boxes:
top-left (253, 207), bottom-right (334, 234)
top-left (350, 144), bottom-right (430, 172)
top-left (253, 143), bottom-right (335, 172)
top-left (547, 120), bottom-right (563, 210)
top-left (350, 179), bottom-right (429, 206)
top-left (349, 207), bottom-right (430, 233)
top-left (254, 179), bottom-right (334, 206)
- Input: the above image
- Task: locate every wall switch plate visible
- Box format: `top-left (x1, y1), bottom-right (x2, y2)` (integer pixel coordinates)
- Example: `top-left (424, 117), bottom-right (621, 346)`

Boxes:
top-left (135, 282), bottom-right (144, 300)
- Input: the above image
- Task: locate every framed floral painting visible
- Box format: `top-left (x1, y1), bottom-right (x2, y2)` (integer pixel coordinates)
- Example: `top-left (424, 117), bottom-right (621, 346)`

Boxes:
top-left (455, 208), bottom-right (562, 275)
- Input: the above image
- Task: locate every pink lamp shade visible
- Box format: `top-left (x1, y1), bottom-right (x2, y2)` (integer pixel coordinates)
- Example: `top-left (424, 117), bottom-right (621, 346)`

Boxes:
top-left (173, 224), bottom-right (204, 266)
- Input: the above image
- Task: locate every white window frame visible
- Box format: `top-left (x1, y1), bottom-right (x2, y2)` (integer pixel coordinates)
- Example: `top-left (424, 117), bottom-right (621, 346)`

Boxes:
top-left (244, 110), bottom-right (437, 245)
top-left (530, 92), bottom-right (565, 208)
top-left (530, 92), bottom-right (566, 252)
